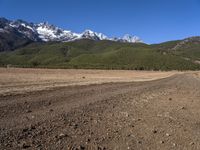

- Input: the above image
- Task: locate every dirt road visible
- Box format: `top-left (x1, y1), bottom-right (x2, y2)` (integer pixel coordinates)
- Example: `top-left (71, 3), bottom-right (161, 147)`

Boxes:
top-left (0, 72), bottom-right (200, 150)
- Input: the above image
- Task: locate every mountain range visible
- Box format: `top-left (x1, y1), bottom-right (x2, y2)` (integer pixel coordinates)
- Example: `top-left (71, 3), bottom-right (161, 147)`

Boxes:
top-left (0, 17), bottom-right (142, 51)
top-left (0, 17), bottom-right (200, 71)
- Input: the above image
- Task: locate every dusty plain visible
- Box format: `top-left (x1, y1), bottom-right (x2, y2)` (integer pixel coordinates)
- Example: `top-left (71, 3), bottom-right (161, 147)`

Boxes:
top-left (0, 68), bottom-right (200, 150)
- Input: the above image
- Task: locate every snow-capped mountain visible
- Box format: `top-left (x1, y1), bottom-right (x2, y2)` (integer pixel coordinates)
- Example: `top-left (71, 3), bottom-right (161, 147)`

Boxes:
top-left (0, 18), bottom-right (35, 52)
top-left (35, 22), bottom-right (77, 42)
top-left (122, 34), bottom-right (142, 43)
top-left (111, 34), bottom-right (142, 43)
top-left (9, 19), bottom-right (40, 41)
top-left (0, 17), bottom-right (143, 51)
top-left (81, 29), bottom-right (104, 40)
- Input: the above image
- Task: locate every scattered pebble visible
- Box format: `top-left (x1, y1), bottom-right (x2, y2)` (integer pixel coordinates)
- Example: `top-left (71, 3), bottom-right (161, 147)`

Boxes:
top-left (77, 145), bottom-right (85, 150)
top-left (190, 142), bottom-right (194, 145)
top-left (181, 106), bottom-right (186, 110)
top-left (58, 133), bottom-right (67, 139)
top-left (160, 141), bottom-right (164, 144)
top-left (125, 113), bottom-right (129, 117)
top-left (87, 138), bottom-right (90, 142)
top-left (26, 110), bottom-right (32, 113)
top-left (49, 109), bottom-right (54, 112)
top-left (48, 101), bottom-right (52, 105)
top-left (152, 129), bottom-right (157, 134)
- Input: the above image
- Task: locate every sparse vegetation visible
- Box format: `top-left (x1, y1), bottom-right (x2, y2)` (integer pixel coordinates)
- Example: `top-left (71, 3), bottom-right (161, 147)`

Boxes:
top-left (0, 39), bottom-right (200, 70)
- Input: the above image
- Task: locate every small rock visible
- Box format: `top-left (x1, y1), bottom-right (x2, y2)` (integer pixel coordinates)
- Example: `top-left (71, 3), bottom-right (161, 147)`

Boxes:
top-left (172, 143), bottom-right (176, 147)
top-left (125, 113), bottom-right (129, 117)
top-left (48, 101), bottom-right (52, 105)
top-left (26, 110), bottom-right (32, 113)
top-left (86, 138), bottom-right (90, 142)
top-left (85, 138), bottom-right (91, 144)
top-left (77, 145), bottom-right (85, 150)
top-left (181, 106), bottom-right (186, 110)
top-left (190, 142), bottom-right (194, 145)
top-left (73, 124), bottom-right (78, 129)
top-left (19, 142), bottom-right (31, 149)
top-left (49, 109), bottom-right (54, 112)
top-left (166, 133), bottom-right (170, 136)
top-left (152, 129), bottom-right (157, 134)
top-left (169, 98), bottom-right (172, 101)
top-left (160, 141), bottom-right (164, 144)
top-left (59, 133), bottom-right (67, 139)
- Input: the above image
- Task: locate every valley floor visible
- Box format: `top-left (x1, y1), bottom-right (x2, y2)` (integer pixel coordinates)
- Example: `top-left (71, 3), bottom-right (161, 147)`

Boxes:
top-left (0, 68), bottom-right (200, 149)
top-left (0, 68), bottom-right (177, 96)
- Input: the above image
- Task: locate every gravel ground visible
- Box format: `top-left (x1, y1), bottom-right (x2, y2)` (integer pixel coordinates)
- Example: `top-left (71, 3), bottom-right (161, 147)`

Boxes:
top-left (0, 72), bottom-right (200, 150)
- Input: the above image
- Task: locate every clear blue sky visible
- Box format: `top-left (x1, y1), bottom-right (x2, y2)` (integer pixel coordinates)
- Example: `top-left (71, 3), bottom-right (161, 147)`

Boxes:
top-left (0, 0), bottom-right (200, 43)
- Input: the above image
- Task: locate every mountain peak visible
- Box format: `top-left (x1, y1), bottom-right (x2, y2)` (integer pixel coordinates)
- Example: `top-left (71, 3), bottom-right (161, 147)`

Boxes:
top-left (83, 29), bottom-right (95, 34)
top-left (81, 30), bottom-right (100, 40)
top-left (123, 34), bottom-right (142, 43)
top-left (0, 17), bottom-right (143, 43)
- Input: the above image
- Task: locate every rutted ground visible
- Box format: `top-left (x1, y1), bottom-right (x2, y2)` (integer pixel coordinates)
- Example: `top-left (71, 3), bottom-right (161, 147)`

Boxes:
top-left (0, 70), bottom-right (200, 150)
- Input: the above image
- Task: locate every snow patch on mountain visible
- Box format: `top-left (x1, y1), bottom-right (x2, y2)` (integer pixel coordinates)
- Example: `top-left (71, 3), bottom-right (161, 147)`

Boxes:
top-left (21, 23), bottom-right (34, 32)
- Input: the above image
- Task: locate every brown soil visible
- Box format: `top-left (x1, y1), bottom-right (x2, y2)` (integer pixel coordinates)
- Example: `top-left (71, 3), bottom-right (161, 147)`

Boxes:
top-left (0, 69), bottom-right (200, 150)
top-left (0, 68), bottom-right (178, 96)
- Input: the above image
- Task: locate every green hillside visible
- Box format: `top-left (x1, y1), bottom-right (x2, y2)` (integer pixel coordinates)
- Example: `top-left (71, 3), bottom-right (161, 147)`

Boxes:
top-left (0, 39), bottom-right (200, 70)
